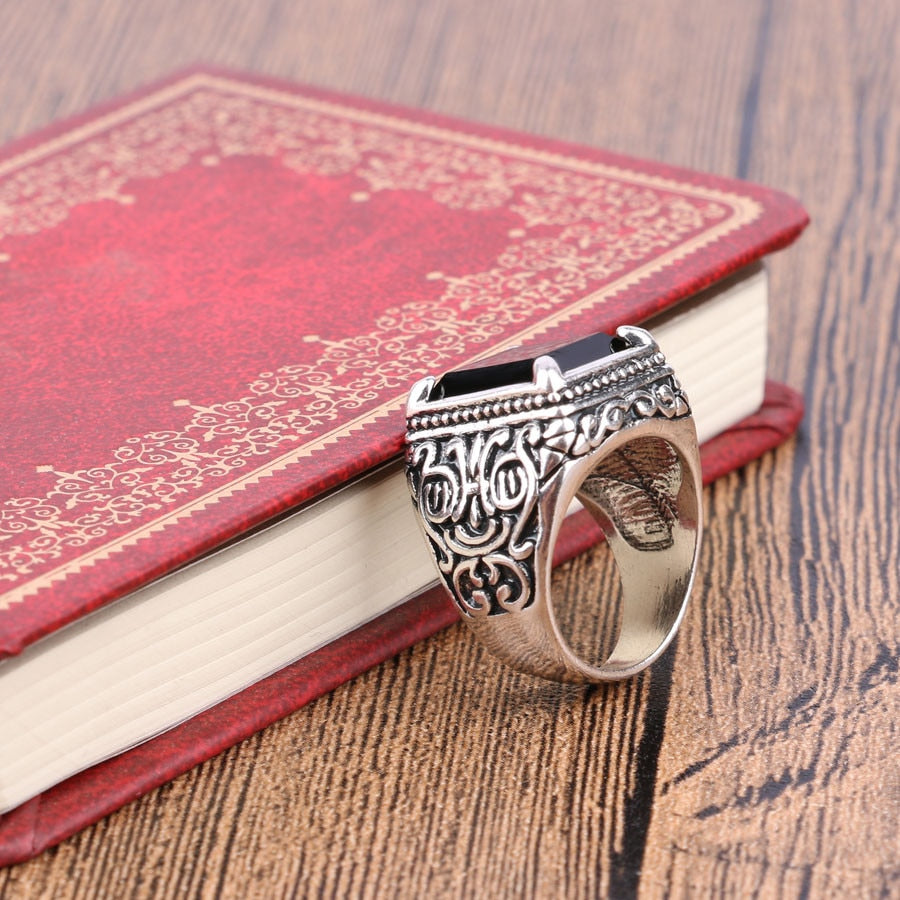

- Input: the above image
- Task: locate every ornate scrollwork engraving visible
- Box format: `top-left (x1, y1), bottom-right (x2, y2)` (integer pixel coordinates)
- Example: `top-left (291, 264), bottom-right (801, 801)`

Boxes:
top-left (408, 424), bottom-right (541, 617)
top-left (407, 371), bottom-right (690, 617)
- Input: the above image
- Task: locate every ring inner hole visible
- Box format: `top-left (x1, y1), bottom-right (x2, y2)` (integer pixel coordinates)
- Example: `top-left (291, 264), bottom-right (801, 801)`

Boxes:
top-left (552, 538), bottom-right (624, 668)
top-left (555, 437), bottom-right (685, 668)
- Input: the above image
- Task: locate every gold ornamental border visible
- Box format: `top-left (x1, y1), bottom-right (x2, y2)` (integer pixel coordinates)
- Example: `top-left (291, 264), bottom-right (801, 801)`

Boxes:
top-left (0, 73), bottom-right (762, 610)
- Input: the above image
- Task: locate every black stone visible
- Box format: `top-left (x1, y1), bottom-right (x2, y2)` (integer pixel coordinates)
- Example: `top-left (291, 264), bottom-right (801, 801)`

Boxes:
top-left (431, 331), bottom-right (630, 401)
top-left (434, 357), bottom-right (535, 400)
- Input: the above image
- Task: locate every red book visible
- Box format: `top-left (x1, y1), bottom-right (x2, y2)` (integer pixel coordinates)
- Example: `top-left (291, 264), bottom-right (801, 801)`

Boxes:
top-left (0, 67), bottom-right (806, 865)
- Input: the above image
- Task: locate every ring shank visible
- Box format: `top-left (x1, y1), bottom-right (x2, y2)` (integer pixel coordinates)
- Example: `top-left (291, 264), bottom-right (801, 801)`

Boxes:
top-left (465, 416), bottom-right (702, 682)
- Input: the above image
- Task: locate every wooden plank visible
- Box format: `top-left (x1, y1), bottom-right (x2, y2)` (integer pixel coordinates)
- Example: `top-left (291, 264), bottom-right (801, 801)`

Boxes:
top-left (0, 0), bottom-right (897, 896)
top-left (641, 2), bottom-right (900, 894)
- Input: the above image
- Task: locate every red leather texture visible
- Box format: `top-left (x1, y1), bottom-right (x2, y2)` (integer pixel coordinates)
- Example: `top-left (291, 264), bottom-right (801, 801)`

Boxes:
top-left (0, 382), bottom-right (803, 867)
top-left (0, 67), bottom-right (807, 657)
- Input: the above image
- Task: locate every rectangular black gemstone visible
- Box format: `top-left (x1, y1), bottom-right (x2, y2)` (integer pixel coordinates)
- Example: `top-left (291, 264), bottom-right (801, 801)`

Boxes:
top-left (548, 331), bottom-right (618, 373)
top-left (434, 357), bottom-right (535, 400)
top-left (431, 331), bottom-right (627, 401)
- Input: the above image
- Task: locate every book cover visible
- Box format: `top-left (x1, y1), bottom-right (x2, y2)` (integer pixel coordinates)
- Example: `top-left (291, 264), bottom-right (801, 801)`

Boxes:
top-left (0, 67), bottom-right (806, 658)
top-left (0, 67), bottom-right (807, 864)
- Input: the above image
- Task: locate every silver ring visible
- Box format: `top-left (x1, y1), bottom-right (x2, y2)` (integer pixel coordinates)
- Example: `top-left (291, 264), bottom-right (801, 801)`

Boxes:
top-left (405, 326), bottom-right (703, 683)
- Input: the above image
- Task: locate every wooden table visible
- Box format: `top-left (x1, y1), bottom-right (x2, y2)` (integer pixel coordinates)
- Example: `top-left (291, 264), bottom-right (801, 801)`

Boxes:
top-left (1, 1), bottom-right (897, 896)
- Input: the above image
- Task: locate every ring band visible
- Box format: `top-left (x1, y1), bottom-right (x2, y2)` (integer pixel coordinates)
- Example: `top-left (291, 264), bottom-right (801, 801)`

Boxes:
top-left (405, 326), bottom-right (702, 683)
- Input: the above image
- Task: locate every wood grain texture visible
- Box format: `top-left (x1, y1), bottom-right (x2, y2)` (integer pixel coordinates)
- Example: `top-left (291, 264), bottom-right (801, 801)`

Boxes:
top-left (1, 0), bottom-right (898, 896)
